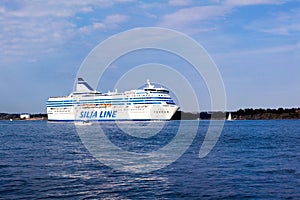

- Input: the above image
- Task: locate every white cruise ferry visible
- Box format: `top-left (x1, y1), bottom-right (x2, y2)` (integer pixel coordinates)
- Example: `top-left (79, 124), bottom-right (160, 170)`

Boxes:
top-left (47, 78), bottom-right (179, 121)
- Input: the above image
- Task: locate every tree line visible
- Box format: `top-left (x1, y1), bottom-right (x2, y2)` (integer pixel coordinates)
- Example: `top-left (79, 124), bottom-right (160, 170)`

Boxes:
top-left (0, 113), bottom-right (47, 120)
top-left (171, 107), bottom-right (300, 120)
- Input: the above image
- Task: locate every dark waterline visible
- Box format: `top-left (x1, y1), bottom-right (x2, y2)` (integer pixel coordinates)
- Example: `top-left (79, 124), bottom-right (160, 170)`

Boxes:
top-left (0, 120), bottom-right (299, 199)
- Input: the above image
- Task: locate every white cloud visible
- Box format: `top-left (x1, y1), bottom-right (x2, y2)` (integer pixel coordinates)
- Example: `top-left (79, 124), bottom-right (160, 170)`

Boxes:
top-left (0, 0), bottom-right (134, 63)
top-left (104, 14), bottom-right (129, 25)
top-left (0, 7), bottom-right (5, 13)
top-left (226, 0), bottom-right (285, 6)
top-left (158, 5), bottom-right (230, 33)
top-left (138, 2), bottom-right (165, 9)
top-left (80, 7), bottom-right (94, 13)
top-left (79, 22), bottom-right (105, 34)
top-left (215, 42), bottom-right (300, 57)
top-left (158, 0), bottom-right (286, 33)
top-left (260, 24), bottom-right (300, 35)
top-left (48, 0), bottom-right (136, 8)
top-left (163, 5), bottom-right (228, 22)
top-left (168, 0), bottom-right (192, 6)
top-left (245, 8), bottom-right (300, 35)
top-left (0, 15), bottom-right (76, 62)
top-left (79, 14), bottom-right (129, 33)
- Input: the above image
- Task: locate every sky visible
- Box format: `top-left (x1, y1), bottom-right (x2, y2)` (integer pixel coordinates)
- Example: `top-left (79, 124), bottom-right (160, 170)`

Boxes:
top-left (0, 0), bottom-right (299, 113)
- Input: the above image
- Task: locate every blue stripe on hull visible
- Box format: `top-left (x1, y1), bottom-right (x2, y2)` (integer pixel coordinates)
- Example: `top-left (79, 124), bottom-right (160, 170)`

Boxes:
top-left (48, 119), bottom-right (169, 122)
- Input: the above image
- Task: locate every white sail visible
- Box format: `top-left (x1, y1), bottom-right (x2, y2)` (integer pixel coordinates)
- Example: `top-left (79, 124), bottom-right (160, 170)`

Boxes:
top-left (227, 112), bottom-right (232, 120)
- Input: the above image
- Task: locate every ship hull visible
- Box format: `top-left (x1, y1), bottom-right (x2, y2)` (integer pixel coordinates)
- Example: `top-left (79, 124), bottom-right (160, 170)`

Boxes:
top-left (47, 105), bottom-right (179, 121)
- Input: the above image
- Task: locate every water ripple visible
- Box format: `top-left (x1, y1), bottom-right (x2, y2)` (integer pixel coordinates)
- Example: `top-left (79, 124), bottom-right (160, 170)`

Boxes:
top-left (0, 120), bottom-right (299, 199)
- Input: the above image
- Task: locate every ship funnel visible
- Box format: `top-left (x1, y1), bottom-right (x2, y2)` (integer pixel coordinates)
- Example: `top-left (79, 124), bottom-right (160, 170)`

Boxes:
top-left (76, 78), bottom-right (94, 92)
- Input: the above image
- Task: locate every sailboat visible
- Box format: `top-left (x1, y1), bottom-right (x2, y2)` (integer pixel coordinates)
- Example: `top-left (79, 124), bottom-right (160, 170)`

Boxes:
top-left (74, 120), bottom-right (93, 126)
top-left (227, 112), bottom-right (232, 121)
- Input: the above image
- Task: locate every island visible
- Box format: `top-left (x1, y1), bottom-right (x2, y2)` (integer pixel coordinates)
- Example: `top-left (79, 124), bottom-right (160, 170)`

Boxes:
top-left (171, 108), bottom-right (300, 120)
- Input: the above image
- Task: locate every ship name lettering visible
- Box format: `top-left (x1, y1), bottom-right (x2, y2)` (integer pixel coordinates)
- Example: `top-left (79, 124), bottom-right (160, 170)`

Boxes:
top-left (99, 110), bottom-right (117, 118)
top-left (79, 111), bottom-right (98, 119)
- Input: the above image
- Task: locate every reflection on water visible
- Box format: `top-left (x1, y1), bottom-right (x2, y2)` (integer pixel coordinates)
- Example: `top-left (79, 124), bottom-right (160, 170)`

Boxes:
top-left (115, 120), bottom-right (166, 138)
top-left (75, 120), bottom-right (198, 173)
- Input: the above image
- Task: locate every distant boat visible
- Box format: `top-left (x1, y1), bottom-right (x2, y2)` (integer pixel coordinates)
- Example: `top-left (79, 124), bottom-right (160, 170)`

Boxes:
top-left (227, 113), bottom-right (232, 121)
top-left (74, 120), bottom-right (93, 126)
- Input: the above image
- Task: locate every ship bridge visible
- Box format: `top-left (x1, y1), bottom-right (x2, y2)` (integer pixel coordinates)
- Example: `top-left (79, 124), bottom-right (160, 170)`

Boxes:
top-left (143, 80), bottom-right (169, 94)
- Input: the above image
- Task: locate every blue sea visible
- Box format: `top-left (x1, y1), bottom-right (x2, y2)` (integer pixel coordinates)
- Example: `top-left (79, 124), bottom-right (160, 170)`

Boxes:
top-left (0, 120), bottom-right (299, 199)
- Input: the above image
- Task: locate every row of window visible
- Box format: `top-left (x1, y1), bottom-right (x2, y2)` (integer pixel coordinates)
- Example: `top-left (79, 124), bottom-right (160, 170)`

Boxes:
top-left (47, 101), bottom-right (177, 107)
top-left (48, 96), bottom-right (170, 103)
top-left (154, 110), bottom-right (170, 114)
